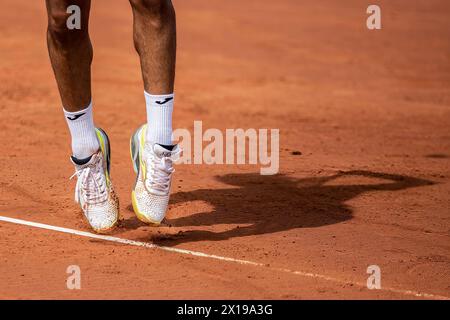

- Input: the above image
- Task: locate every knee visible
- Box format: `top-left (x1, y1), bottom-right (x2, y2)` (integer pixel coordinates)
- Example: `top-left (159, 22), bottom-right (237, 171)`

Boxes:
top-left (129, 0), bottom-right (174, 24)
top-left (47, 7), bottom-right (88, 47)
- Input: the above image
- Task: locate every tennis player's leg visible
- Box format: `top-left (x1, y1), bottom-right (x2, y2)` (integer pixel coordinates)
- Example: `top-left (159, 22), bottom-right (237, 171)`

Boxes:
top-left (129, 0), bottom-right (180, 224)
top-left (46, 0), bottom-right (119, 232)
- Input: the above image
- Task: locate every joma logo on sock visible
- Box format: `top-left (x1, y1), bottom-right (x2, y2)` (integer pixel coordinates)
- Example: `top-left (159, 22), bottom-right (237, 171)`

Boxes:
top-left (66, 113), bottom-right (85, 121)
top-left (155, 97), bottom-right (174, 105)
top-left (173, 121), bottom-right (279, 175)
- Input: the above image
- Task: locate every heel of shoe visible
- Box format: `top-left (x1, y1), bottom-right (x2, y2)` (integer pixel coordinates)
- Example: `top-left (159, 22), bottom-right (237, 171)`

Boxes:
top-left (95, 127), bottom-right (111, 174)
top-left (130, 127), bottom-right (143, 174)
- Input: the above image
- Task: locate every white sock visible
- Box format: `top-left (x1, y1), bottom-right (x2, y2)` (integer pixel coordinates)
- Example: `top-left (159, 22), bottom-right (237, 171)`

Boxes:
top-left (63, 102), bottom-right (99, 159)
top-left (144, 91), bottom-right (174, 146)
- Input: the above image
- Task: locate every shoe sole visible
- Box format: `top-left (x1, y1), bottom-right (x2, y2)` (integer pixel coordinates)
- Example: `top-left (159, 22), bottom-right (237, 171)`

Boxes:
top-left (130, 125), bottom-right (161, 225)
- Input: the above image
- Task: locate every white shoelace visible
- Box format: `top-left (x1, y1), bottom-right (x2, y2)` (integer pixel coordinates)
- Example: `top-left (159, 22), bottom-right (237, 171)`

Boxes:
top-left (70, 155), bottom-right (108, 205)
top-left (144, 148), bottom-right (179, 194)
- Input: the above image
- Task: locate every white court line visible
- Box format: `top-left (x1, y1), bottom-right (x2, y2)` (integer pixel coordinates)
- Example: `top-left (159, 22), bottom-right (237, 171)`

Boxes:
top-left (0, 215), bottom-right (448, 300)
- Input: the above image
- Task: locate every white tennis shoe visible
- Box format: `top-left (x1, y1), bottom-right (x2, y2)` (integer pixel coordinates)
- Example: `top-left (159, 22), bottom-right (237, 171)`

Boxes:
top-left (130, 125), bottom-right (180, 224)
top-left (70, 128), bottom-right (119, 233)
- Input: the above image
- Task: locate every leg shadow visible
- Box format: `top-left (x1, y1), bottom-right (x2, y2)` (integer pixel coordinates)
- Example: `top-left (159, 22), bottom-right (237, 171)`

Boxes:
top-left (154, 170), bottom-right (433, 245)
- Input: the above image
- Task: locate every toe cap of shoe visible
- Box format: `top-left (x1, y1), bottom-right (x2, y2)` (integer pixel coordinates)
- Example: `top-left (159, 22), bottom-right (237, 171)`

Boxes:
top-left (85, 202), bottom-right (119, 232)
top-left (133, 191), bottom-right (169, 224)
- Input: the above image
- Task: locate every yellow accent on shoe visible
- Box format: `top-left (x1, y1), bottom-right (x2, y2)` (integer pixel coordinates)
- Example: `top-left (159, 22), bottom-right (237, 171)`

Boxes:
top-left (139, 125), bottom-right (147, 179)
top-left (95, 128), bottom-right (111, 186)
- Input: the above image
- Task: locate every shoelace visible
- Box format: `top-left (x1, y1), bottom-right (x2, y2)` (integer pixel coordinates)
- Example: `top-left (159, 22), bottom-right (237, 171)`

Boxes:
top-left (144, 149), bottom-right (178, 194)
top-left (70, 155), bottom-right (108, 205)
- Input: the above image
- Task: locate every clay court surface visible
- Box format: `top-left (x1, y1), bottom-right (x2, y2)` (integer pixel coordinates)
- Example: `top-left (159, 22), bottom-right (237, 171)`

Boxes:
top-left (0, 0), bottom-right (449, 299)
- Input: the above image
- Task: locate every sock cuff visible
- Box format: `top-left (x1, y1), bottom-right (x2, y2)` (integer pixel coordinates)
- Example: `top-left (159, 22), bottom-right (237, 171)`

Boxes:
top-left (63, 101), bottom-right (93, 119)
top-left (144, 91), bottom-right (174, 107)
top-left (63, 100), bottom-right (98, 159)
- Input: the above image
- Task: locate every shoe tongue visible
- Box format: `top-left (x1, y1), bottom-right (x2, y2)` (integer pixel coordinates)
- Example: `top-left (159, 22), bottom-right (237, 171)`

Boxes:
top-left (153, 144), bottom-right (174, 158)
